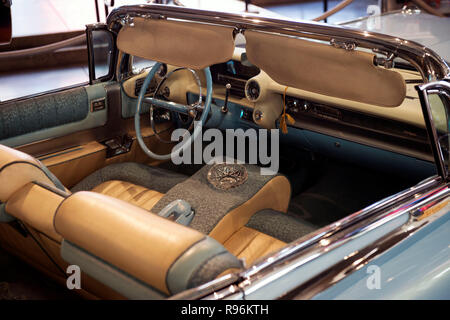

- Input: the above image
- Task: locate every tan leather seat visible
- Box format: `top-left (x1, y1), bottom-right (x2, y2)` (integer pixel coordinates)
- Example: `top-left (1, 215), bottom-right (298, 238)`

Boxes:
top-left (0, 145), bottom-right (169, 234)
top-left (206, 175), bottom-right (292, 266)
top-left (91, 180), bottom-right (164, 211)
top-left (54, 191), bottom-right (242, 298)
top-left (222, 226), bottom-right (286, 266)
top-left (0, 145), bottom-right (125, 299)
top-left (0, 145), bottom-right (173, 299)
top-left (0, 144), bottom-right (309, 298)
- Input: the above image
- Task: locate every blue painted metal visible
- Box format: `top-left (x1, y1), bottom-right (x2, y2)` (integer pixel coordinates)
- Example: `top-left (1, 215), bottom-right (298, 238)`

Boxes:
top-left (313, 210), bottom-right (450, 300)
top-left (283, 127), bottom-right (436, 181)
top-left (244, 209), bottom-right (411, 299)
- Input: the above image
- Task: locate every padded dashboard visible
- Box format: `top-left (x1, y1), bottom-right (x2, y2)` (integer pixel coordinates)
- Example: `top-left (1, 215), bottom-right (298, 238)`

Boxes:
top-left (122, 47), bottom-right (431, 162)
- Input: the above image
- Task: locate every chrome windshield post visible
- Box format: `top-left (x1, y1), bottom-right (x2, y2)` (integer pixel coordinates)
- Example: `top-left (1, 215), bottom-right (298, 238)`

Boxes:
top-left (416, 80), bottom-right (450, 180)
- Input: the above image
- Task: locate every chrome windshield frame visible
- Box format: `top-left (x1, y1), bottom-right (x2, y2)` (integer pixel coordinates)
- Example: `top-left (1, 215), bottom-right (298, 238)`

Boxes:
top-left (107, 3), bottom-right (450, 82)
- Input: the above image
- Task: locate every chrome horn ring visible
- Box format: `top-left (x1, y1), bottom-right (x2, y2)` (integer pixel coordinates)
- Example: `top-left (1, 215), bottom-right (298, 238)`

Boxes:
top-left (150, 67), bottom-right (202, 144)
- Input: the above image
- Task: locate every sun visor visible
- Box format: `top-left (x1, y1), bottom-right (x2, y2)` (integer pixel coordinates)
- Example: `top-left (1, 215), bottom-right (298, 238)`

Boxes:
top-left (245, 30), bottom-right (406, 107)
top-left (117, 17), bottom-right (236, 70)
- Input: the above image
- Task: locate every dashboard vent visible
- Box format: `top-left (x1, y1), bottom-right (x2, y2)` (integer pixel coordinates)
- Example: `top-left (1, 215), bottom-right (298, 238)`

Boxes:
top-left (211, 60), bottom-right (260, 99)
top-left (134, 78), bottom-right (156, 97)
top-left (217, 74), bottom-right (248, 98)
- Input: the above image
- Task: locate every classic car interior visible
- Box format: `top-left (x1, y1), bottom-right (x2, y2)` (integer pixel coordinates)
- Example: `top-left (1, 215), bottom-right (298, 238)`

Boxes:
top-left (0, 6), bottom-right (442, 299)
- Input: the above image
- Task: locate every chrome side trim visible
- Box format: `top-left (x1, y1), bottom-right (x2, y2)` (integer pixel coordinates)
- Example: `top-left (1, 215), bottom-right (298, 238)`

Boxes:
top-left (235, 179), bottom-right (448, 299)
top-left (244, 175), bottom-right (441, 279)
top-left (193, 176), bottom-right (443, 300)
top-left (285, 187), bottom-right (450, 299)
top-left (417, 80), bottom-right (450, 179)
top-left (169, 273), bottom-right (242, 300)
top-left (106, 4), bottom-right (449, 81)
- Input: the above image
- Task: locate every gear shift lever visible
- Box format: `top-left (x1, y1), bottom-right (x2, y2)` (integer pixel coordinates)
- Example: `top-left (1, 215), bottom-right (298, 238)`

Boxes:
top-left (222, 83), bottom-right (231, 113)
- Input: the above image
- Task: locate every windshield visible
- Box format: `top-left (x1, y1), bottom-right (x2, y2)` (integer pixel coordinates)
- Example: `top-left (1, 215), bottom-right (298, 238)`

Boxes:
top-left (341, 11), bottom-right (450, 63)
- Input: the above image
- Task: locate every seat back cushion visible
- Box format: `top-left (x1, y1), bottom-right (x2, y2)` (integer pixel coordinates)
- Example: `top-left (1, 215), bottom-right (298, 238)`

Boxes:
top-left (0, 144), bottom-right (66, 202)
top-left (54, 191), bottom-right (242, 296)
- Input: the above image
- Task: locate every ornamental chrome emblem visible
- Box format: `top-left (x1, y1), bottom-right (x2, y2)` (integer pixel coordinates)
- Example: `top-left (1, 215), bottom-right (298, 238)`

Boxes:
top-left (207, 164), bottom-right (248, 190)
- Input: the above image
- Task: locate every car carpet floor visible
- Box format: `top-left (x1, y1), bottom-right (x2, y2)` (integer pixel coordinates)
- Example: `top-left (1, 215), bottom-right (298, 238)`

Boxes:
top-left (157, 160), bottom-right (204, 177)
top-left (155, 143), bottom-right (415, 228)
top-left (0, 247), bottom-right (79, 300)
top-left (285, 156), bottom-right (416, 228)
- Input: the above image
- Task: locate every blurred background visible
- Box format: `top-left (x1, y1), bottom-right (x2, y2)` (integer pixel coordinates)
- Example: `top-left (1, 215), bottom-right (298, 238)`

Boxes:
top-left (1, 0), bottom-right (449, 101)
top-left (9, 0), bottom-right (381, 37)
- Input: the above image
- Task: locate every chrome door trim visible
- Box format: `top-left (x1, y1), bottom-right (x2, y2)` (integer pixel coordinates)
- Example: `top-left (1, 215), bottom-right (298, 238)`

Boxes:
top-left (283, 185), bottom-right (450, 299)
top-left (173, 176), bottom-right (443, 300)
top-left (106, 4), bottom-right (450, 81)
top-left (212, 177), bottom-right (448, 299)
top-left (417, 80), bottom-right (450, 180)
top-left (242, 175), bottom-right (442, 278)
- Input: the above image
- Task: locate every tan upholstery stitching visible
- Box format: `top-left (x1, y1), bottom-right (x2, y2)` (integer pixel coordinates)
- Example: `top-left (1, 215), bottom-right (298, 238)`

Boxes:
top-left (223, 226), bottom-right (286, 266)
top-left (209, 175), bottom-right (291, 244)
top-left (92, 180), bottom-right (164, 211)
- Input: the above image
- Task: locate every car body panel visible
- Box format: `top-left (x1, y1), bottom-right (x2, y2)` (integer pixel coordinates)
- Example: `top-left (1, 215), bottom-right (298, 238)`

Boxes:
top-left (240, 212), bottom-right (411, 299)
top-left (313, 206), bottom-right (450, 299)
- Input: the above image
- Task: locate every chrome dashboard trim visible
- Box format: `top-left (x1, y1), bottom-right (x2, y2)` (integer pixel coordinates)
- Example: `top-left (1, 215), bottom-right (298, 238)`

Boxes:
top-left (106, 4), bottom-right (450, 82)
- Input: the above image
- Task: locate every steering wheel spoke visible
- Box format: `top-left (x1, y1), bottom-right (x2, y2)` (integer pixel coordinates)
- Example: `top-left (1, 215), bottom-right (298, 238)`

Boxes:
top-left (143, 97), bottom-right (190, 115)
top-left (134, 62), bottom-right (212, 160)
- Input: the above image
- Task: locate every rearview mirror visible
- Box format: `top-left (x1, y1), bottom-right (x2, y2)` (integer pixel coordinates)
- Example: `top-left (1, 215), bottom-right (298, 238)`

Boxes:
top-left (0, 0), bottom-right (12, 45)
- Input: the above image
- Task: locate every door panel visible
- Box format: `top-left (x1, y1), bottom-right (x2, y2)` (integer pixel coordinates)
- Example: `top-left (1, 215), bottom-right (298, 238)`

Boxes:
top-left (0, 83), bottom-right (108, 147)
top-left (39, 125), bottom-right (173, 188)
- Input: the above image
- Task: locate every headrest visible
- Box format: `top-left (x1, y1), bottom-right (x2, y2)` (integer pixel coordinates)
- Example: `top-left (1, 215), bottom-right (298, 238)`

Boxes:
top-left (117, 17), bottom-right (235, 69)
top-left (55, 191), bottom-right (242, 296)
top-left (0, 144), bottom-right (65, 202)
top-left (245, 30), bottom-right (406, 107)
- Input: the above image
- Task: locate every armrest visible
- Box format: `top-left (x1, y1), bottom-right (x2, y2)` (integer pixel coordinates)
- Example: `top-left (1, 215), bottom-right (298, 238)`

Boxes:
top-left (54, 191), bottom-right (241, 297)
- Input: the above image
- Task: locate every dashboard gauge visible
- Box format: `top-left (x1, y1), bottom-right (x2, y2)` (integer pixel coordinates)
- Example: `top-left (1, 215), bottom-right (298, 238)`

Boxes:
top-left (246, 80), bottom-right (260, 101)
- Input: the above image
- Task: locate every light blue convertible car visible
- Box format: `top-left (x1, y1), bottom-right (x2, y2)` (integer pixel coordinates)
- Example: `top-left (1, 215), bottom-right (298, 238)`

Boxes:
top-left (0, 3), bottom-right (448, 300)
